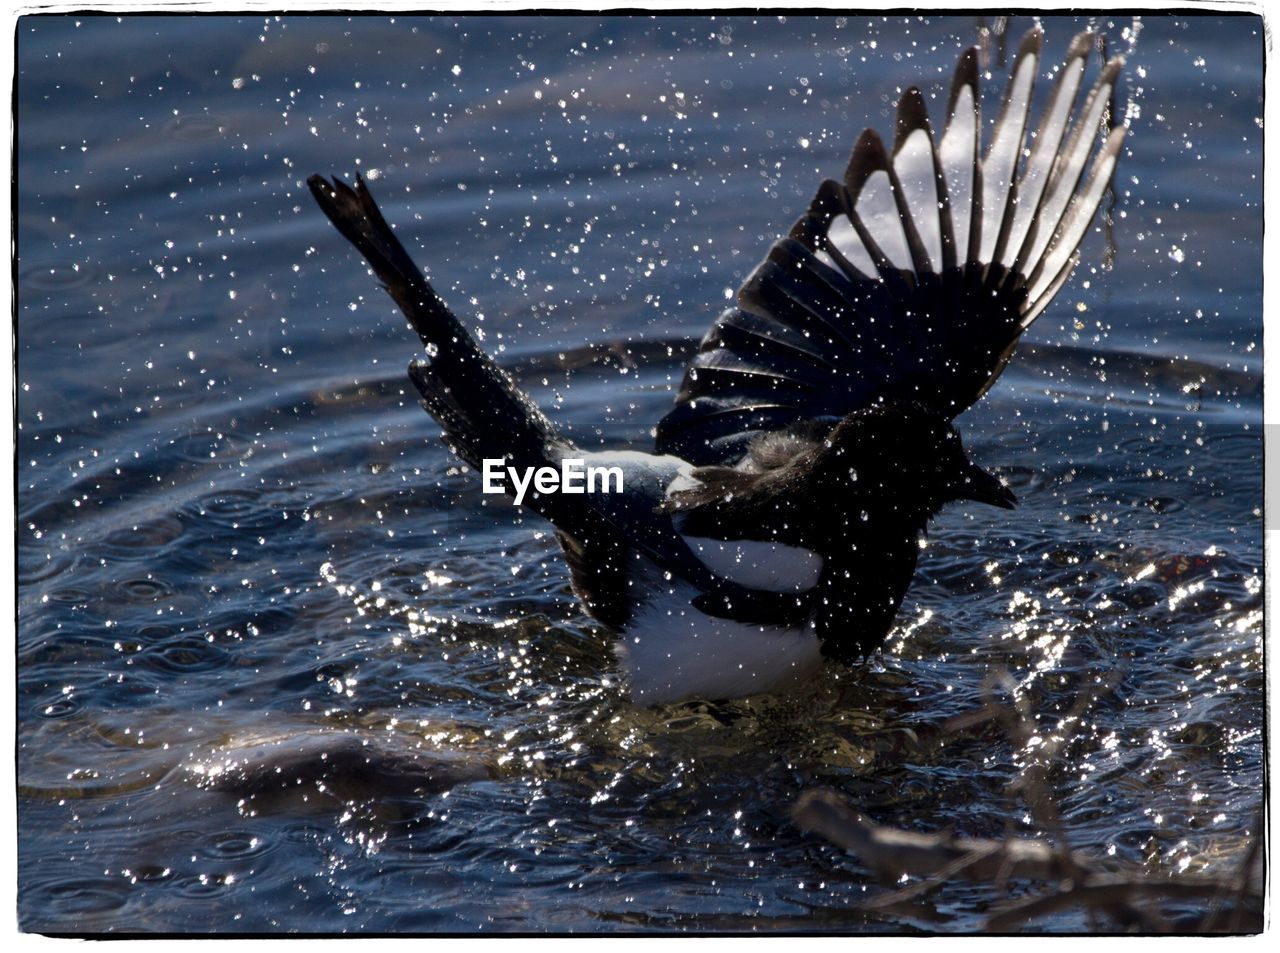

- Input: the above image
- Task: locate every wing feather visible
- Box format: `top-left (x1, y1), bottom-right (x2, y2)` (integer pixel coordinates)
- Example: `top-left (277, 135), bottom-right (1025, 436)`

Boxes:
top-left (1004, 31), bottom-right (1094, 272)
top-left (1019, 55), bottom-right (1126, 283)
top-left (656, 32), bottom-right (1126, 465)
top-left (938, 48), bottom-right (982, 265)
top-left (981, 28), bottom-right (1043, 267)
top-left (894, 87), bottom-right (951, 272)
top-left (844, 131), bottom-right (916, 278)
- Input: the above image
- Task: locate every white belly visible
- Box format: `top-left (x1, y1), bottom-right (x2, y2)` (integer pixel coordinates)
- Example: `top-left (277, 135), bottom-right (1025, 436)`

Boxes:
top-left (608, 465), bottom-right (830, 704)
top-left (614, 584), bottom-right (824, 705)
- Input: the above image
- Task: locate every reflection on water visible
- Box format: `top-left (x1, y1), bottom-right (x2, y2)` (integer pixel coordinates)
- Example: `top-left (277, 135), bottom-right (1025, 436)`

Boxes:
top-left (16, 13), bottom-right (1263, 934)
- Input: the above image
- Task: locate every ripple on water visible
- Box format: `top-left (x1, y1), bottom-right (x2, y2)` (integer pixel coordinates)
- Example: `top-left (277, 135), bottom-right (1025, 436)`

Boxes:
top-left (16, 545), bottom-right (76, 587)
top-left (1135, 494), bottom-right (1186, 515)
top-left (1199, 430), bottom-right (1263, 468)
top-left (187, 488), bottom-right (291, 532)
top-left (130, 864), bottom-right (175, 884)
top-left (198, 830), bottom-right (273, 861)
top-left (164, 113), bottom-right (230, 141)
top-left (986, 423), bottom-right (1048, 453)
top-left (100, 515), bottom-right (186, 561)
top-left (281, 820), bottom-right (332, 846)
top-left (144, 635), bottom-right (233, 675)
top-left (165, 429), bottom-right (255, 465)
top-left (22, 877), bottom-right (132, 919)
top-left (42, 584), bottom-right (93, 607)
top-left (33, 692), bottom-right (80, 720)
top-left (110, 575), bottom-right (177, 605)
top-left (19, 257), bottom-right (99, 293)
top-left (173, 872), bottom-right (238, 900)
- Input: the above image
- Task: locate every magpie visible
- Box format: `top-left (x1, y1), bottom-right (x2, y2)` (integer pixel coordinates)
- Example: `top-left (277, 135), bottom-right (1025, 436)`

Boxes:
top-left (309, 29), bottom-right (1126, 704)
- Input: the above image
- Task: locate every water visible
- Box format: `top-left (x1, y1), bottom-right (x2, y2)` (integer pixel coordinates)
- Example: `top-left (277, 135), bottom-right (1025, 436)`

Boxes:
top-left (15, 13), bottom-right (1263, 933)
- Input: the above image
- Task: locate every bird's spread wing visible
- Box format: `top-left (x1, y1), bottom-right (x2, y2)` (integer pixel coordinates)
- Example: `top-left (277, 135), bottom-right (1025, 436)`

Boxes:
top-left (656, 29), bottom-right (1127, 466)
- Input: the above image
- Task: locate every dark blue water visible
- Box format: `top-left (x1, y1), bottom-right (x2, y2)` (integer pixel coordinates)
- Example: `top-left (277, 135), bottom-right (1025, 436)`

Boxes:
top-left (16, 14), bottom-right (1263, 933)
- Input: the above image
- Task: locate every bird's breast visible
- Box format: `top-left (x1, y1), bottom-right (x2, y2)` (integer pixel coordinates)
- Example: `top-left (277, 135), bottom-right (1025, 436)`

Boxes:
top-left (614, 580), bottom-right (825, 705)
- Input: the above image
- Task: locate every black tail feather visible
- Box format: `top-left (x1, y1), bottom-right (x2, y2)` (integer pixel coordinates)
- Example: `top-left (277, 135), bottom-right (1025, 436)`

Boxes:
top-left (307, 173), bottom-right (568, 474)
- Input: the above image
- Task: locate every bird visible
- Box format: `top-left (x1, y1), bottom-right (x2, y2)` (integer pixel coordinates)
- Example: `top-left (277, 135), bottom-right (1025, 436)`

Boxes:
top-left (308, 28), bottom-right (1126, 704)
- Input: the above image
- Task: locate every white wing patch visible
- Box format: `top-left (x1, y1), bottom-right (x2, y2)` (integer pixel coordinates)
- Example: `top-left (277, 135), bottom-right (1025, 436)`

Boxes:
top-left (664, 471), bottom-right (826, 593)
top-left (682, 535), bottom-right (824, 593)
top-left (827, 213), bottom-right (877, 276)
top-left (1027, 126), bottom-right (1126, 305)
top-left (939, 82), bottom-right (977, 262)
top-left (807, 28), bottom-right (1120, 310)
top-left (1021, 60), bottom-right (1123, 276)
top-left (812, 247), bottom-right (839, 272)
top-left (979, 47), bottom-right (1039, 264)
top-left (894, 126), bottom-right (942, 269)
top-left (1003, 51), bottom-right (1088, 269)
top-left (856, 169), bottom-right (912, 270)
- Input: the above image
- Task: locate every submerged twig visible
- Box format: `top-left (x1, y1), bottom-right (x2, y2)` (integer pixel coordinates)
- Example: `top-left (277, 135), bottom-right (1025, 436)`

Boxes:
top-left (793, 788), bottom-right (1261, 932)
top-left (794, 671), bottom-right (1263, 932)
top-left (794, 789), bottom-right (1085, 883)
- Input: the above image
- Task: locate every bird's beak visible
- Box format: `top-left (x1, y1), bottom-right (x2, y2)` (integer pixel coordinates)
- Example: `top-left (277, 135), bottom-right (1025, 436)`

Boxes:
top-left (954, 464), bottom-right (1017, 509)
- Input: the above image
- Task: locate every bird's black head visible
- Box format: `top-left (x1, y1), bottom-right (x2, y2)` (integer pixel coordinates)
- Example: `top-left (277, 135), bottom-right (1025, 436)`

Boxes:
top-left (819, 403), bottom-right (1016, 518)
